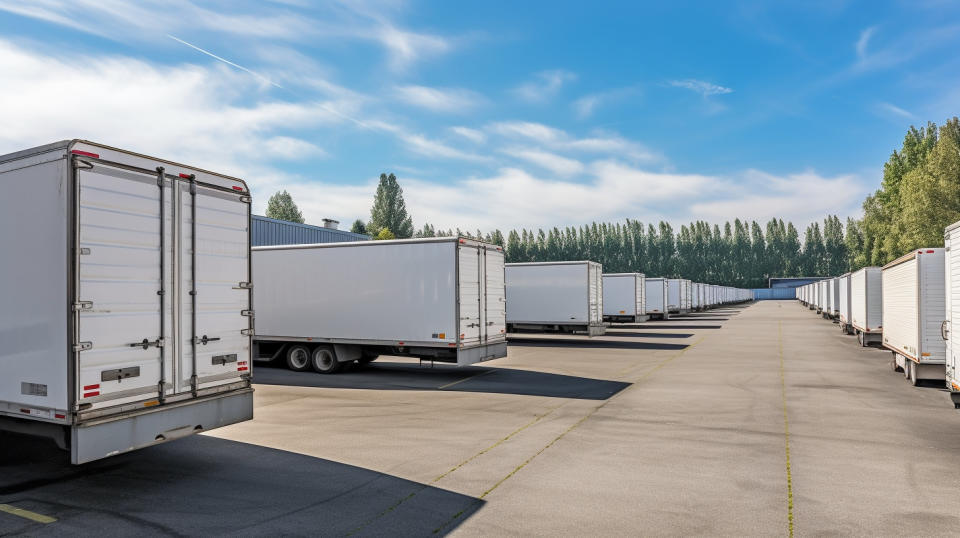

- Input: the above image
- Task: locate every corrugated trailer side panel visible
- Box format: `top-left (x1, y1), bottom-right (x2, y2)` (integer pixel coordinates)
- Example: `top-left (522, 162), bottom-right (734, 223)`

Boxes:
top-left (919, 250), bottom-right (946, 363)
top-left (945, 223), bottom-right (960, 399)
top-left (882, 258), bottom-right (918, 357)
top-left (0, 153), bottom-right (71, 415)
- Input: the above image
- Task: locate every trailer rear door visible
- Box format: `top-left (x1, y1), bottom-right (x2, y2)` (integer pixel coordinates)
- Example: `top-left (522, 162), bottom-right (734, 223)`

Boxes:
top-left (484, 246), bottom-right (506, 341)
top-left (458, 243), bottom-right (482, 345)
top-left (177, 181), bottom-right (251, 394)
top-left (74, 161), bottom-right (168, 409)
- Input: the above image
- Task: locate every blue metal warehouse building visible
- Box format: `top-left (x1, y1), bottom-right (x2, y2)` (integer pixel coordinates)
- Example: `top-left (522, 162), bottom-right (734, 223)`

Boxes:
top-left (752, 276), bottom-right (830, 300)
top-left (252, 215), bottom-right (369, 246)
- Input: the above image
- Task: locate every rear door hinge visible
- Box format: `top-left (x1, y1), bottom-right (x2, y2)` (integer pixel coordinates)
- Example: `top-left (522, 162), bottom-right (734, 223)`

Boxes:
top-left (73, 159), bottom-right (94, 170)
top-left (241, 329), bottom-right (254, 336)
top-left (73, 301), bottom-right (93, 311)
top-left (233, 282), bottom-right (253, 290)
top-left (241, 310), bottom-right (254, 317)
top-left (239, 195), bottom-right (252, 203)
top-left (73, 342), bottom-right (92, 352)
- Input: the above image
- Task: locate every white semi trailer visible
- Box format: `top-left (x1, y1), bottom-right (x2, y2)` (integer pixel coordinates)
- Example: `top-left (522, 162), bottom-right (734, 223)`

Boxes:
top-left (0, 140), bottom-right (254, 464)
top-left (602, 273), bottom-right (647, 323)
top-left (882, 249), bottom-right (946, 385)
top-left (943, 221), bottom-right (960, 406)
top-left (253, 238), bottom-right (508, 372)
top-left (850, 267), bottom-right (883, 346)
top-left (837, 273), bottom-right (852, 334)
top-left (506, 261), bottom-right (605, 336)
top-left (646, 278), bottom-right (669, 320)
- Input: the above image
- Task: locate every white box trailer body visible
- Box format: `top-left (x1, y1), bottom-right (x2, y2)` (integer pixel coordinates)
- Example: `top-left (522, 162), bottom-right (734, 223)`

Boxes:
top-left (667, 279), bottom-right (688, 314)
top-left (882, 249), bottom-right (946, 384)
top-left (0, 140), bottom-right (254, 464)
top-left (692, 283), bottom-right (702, 310)
top-left (506, 261), bottom-right (605, 336)
top-left (850, 267), bottom-right (883, 345)
top-left (837, 274), bottom-right (852, 333)
top-left (944, 221), bottom-right (960, 406)
top-left (603, 273), bottom-right (647, 323)
top-left (646, 278), bottom-right (669, 319)
top-left (825, 277), bottom-right (840, 318)
top-left (682, 279), bottom-right (692, 311)
top-left (254, 238), bottom-right (507, 369)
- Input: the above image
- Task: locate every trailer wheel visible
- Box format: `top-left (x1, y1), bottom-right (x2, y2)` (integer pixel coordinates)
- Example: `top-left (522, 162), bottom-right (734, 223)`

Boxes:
top-left (285, 345), bottom-right (312, 372)
top-left (311, 346), bottom-right (341, 374)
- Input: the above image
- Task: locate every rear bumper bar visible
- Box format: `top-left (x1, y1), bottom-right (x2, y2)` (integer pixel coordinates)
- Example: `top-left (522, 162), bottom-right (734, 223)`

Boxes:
top-left (71, 388), bottom-right (253, 464)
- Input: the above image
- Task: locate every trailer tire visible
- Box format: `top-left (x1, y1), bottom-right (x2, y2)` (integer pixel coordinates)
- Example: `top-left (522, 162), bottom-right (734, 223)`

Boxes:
top-left (311, 346), bottom-right (341, 374)
top-left (285, 345), bottom-right (312, 372)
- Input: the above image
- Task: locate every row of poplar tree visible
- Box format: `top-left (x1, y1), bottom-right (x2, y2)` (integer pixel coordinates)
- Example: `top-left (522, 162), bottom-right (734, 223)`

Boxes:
top-left (269, 117), bottom-right (960, 289)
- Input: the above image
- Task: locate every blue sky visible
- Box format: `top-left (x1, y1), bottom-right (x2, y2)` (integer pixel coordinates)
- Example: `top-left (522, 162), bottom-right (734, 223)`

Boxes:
top-left (1, 1), bottom-right (958, 233)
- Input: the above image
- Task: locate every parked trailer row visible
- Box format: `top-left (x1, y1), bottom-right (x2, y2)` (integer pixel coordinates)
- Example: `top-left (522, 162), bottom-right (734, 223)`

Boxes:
top-left (0, 140), bottom-right (755, 464)
top-left (796, 235), bottom-right (960, 408)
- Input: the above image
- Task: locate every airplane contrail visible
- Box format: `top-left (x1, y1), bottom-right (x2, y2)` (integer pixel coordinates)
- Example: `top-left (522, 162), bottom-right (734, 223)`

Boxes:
top-left (167, 34), bottom-right (283, 89)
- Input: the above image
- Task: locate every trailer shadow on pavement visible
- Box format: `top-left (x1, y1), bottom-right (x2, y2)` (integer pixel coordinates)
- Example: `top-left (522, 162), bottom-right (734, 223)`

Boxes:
top-left (619, 324), bottom-right (724, 330)
top-left (254, 362), bottom-right (631, 400)
top-left (0, 432), bottom-right (482, 537)
top-left (602, 331), bottom-right (694, 339)
top-left (506, 337), bottom-right (690, 351)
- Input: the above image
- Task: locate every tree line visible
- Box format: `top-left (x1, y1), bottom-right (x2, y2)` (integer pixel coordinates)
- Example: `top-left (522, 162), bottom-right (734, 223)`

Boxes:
top-left (266, 116), bottom-right (960, 288)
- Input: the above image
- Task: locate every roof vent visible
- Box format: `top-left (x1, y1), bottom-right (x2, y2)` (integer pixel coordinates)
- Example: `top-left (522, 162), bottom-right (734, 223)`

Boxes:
top-left (322, 218), bottom-right (339, 230)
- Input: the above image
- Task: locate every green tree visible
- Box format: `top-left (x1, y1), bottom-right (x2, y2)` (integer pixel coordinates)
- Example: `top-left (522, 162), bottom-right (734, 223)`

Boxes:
top-left (350, 219), bottom-right (367, 235)
top-left (374, 228), bottom-right (396, 241)
top-left (899, 118), bottom-right (960, 250)
top-left (265, 190), bottom-right (304, 223)
top-left (368, 173), bottom-right (414, 238)
top-left (414, 223), bottom-right (437, 238)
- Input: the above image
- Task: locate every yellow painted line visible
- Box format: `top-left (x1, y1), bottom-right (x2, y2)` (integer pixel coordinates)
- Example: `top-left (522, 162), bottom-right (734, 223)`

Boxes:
top-left (0, 504), bottom-right (57, 524)
top-left (779, 321), bottom-right (795, 537)
top-left (437, 369), bottom-right (495, 390)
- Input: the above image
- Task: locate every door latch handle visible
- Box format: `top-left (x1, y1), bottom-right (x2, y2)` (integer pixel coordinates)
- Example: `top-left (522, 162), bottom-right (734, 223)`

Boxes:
top-left (129, 338), bottom-right (163, 350)
top-left (194, 335), bottom-right (221, 345)
top-left (942, 320), bottom-right (950, 341)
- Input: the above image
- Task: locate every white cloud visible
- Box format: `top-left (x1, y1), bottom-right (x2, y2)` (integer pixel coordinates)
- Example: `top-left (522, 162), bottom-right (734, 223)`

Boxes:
top-left (876, 102), bottom-right (916, 120)
top-left (400, 133), bottom-right (492, 162)
top-left (572, 87), bottom-right (640, 118)
top-left (502, 148), bottom-right (585, 176)
top-left (0, 0), bottom-right (451, 72)
top-left (394, 85), bottom-right (485, 112)
top-left (0, 39), bottom-right (342, 180)
top-left (668, 79), bottom-right (733, 96)
top-left (512, 69), bottom-right (577, 102)
top-left (489, 121), bottom-right (661, 163)
top-left (856, 26), bottom-right (876, 60)
top-left (689, 170), bottom-right (868, 229)
top-left (573, 95), bottom-right (601, 119)
top-left (251, 160), bottom-right (869, 237)
top-left (449, 126), bottom-right (487, 144)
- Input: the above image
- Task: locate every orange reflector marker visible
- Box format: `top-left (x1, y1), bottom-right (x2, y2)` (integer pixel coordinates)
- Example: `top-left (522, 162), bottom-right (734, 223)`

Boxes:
top-left (438, 333), bottom-right (446, 339)
top-left (922, 352), bottom-right (931, 356)
top-left (143, 400), bottom-right (159, 408)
